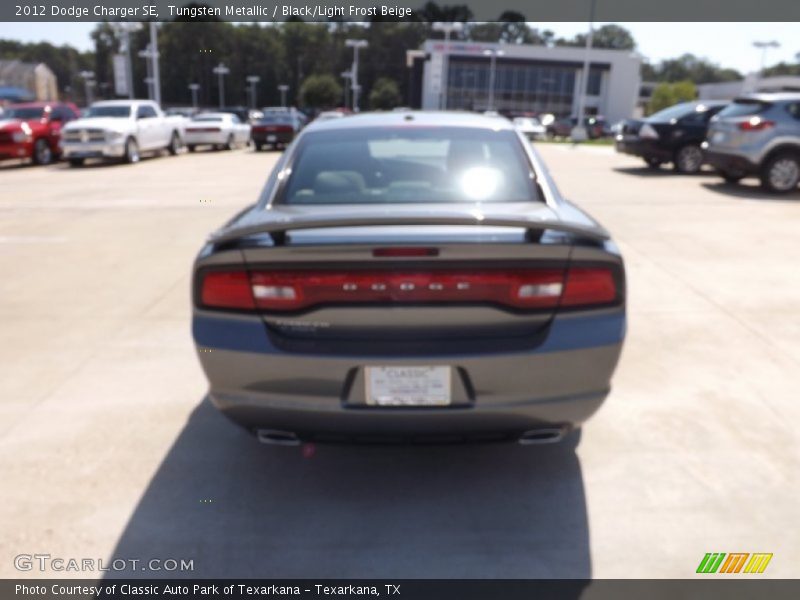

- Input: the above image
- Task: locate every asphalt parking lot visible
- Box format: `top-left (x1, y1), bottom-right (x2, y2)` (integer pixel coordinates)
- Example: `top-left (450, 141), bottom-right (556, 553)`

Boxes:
top-left (1, 144), bottom-right (798, 579)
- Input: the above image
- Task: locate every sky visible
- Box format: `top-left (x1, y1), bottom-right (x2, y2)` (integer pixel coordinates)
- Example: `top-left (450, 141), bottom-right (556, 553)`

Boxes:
top-left (0, 21), bottom-right (798, 75)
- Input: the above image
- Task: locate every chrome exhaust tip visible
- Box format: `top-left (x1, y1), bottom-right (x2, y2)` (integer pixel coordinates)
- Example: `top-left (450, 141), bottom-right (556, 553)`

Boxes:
top-left (257, 429), bottom-right (301, 446)
top-left (518, 427), bottom-right (567, 445)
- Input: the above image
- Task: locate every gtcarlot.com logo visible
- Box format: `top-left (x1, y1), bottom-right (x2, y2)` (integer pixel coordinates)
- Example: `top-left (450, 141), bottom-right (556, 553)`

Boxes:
top-left (696, 553), bottom-right (773, 574)
top-left (14, 554), bottom-right (194, 573)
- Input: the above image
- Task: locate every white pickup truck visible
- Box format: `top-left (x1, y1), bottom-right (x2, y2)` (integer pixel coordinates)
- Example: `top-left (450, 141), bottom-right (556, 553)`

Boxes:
top-left (61, 100), bottom-right (185, 166)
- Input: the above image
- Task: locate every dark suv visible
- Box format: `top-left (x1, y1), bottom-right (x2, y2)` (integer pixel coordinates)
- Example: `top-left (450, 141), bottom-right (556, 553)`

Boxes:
top-left (615, 101), bottom-right (727, 173)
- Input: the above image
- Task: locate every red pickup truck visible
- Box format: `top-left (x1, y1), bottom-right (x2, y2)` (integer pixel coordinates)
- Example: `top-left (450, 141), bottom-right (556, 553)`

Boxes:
top-left (0, 101), bottom-right (80, 165)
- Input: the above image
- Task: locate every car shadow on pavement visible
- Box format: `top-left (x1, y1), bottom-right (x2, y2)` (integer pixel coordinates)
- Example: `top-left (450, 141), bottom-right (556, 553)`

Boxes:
top-left (700, 181), bottom-right (800, 201)
top-left (613, 166), bottom-right (716, 178)
top-left (106, 396), bottom-right (591, 580)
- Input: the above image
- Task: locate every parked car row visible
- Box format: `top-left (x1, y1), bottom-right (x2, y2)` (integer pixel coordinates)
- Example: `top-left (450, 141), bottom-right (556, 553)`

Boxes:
top-left (615, 93), bottom-right (800, 193)
top-left (0, 99), bottom-right (323, 168)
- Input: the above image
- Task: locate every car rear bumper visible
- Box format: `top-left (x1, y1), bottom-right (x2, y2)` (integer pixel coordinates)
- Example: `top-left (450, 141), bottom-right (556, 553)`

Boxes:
top-left (251, 131), bottom-right (294, 145)
top-left (703, 149), bottom-right (759, 175)
top-left (615, 136), bottom-right (672, 161)
top-left (61, 141), bottom-right (126, 159)
top-left (184, 132), bottom-right (228, 145)
top-left (193, 309), bottom-right (625, 439)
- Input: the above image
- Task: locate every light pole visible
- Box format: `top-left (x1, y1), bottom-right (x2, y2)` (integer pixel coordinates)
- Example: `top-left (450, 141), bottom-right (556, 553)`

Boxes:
top-left (340, 71), bottom-right (352, 109)
top-left (148, 22), bottom-right (161, 106)
top-left (278, 84), bottom-right (289, 108)
top-left (247, 75), bottom-right (260, 109)
top-left (138, 44), bottom-right (154, 100)
top-left (572, 0), bottom-right (597, 142)
top-left (188, 83), bottom-right (200, 109)
top-left (432, 22), bottom-right (463, 110)
top-left (79, 70), bottom-right (95, 105)
top-left (482, 49), bottom-right (504, 112)
top-left (345, 39), bottom-right (368, 112)
top-left (753, 40), bottom-right (781, 79)
top-left (213, 63), bottom-right (230, 108)
top-left (112, 22), bottom-right (142, 99)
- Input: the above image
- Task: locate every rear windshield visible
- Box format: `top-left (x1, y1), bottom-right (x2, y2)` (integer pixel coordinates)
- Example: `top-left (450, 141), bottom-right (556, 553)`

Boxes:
top-left (279, 127), bottom-right (536, 205)
top-left (258, 115), bottom-right (291, 124)
top-left (5, 107), bottom-right (44, 120)
top-left (717, 100), bottom-right (771, 118)
top-left (647, 102), bottom-right (696, 122)
top-left (85, 105), bottom-right (131, 118)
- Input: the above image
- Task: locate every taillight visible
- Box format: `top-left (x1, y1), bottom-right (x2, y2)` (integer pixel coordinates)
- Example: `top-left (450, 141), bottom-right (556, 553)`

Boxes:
top-left (561, 268), bottom-right (617, 307)
top-left (200, 271), bottom-right (255, 310)
top-left (739, 117), bottom-right (774, 131)
top-left (198, 267), bottom-right (618, 312)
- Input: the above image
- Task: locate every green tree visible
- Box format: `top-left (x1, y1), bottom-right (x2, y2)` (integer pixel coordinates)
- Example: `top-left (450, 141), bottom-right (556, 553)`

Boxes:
top-left (369, 77), bottom-right (402, 110)
top-left (653, 53), bottom-right (741, 84)
top-left (648, 80), bottom-right (697, 114)
top-left (300, 74), bottom-right (342, 109)
top-left (557, 24), bottom-right (636, 50)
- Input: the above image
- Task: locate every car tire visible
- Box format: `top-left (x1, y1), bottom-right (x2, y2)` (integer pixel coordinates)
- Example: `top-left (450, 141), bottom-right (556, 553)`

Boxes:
top-left (673, 144), bottom-right (704, 174)
top-left (32, 139), bottom-right (53, 165)
top-left (760, 153), bottom-right (800, 194)
top-left (123, 137), bottom-right (140, 164)
top-left (719, 170), bottom-right (745, 184)
top-left (225, 134), bottom-right (235, 151)
top-left (187, 145), bottom-right (196, 153)
top-left (644, 157), bottom-right (662, 169)
top-left (68, 158), bottom-right (84, 167)
top-left (167, 131), bottom-right (181, 156)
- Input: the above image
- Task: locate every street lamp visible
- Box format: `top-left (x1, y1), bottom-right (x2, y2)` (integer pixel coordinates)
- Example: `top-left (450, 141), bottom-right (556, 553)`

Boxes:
top-left (432, 22), bottom-right (463, 110)
top-left (278, 84), bottom-right (289, 108)
top-left (482, 49), bottom-right (504, 112)
top-left (247, 75), bottom-right (260, 109)
top-left (138, 44), bottom-right (155, 100)
top-left (213, 63), bottom-right (230, 108)
top-left (79, 70), bottom-right (95, 105)
top-left (188, 83), bottom-right (200, 109)
top-left (572, 0), bottom-right (597, 142)
top-left (753, 40), bottom-right (781, 78)
top-left (345, 39), bottom-right (368, 112)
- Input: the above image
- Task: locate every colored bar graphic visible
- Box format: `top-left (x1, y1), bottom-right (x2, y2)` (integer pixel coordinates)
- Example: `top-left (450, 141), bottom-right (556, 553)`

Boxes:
top-left (720, 553), bottom-right (749, 573)
top-left (744, 553), bottom-right (773, 574)
top-left (697, 553), bottom-right (726, 574)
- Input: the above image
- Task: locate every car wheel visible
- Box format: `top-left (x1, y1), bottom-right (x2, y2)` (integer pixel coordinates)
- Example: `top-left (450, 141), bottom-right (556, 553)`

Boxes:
top-left (644, 157), bottom-right (662, 169)
top-left (673, 144), bottom-right (704, 174)
top-left (760, 153), bottom-right (800, 194)
top-left (68, 158), bottom-right (84, 167)
top-left (187, 145), bottom-right (196, 153)
top-left (225, 134), bottom-right (235, 151)
top-left (167, 131), bottom-right (180, 155)
top-left (124, 137), bottom-right (140, 164)
top-left (33, 139), bottom-right (53, 165)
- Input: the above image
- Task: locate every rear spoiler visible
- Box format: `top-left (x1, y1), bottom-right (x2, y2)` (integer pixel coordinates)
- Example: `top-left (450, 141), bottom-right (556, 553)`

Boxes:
top-left (209, 213), bottom-right (610, 246)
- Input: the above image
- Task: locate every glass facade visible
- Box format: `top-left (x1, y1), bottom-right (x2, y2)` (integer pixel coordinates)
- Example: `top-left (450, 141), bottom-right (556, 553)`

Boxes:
top-left (446, 57), bottom-right (606, 116)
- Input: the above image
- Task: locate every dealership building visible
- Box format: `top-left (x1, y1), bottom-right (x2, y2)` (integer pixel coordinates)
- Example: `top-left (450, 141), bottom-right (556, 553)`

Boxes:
top-left (415, 40), bottom-right (641, 123)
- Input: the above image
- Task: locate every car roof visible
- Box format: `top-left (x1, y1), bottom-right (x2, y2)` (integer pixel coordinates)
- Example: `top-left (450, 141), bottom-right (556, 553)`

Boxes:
top-left (194, 112), bottom-right (232, 118)
top-left (91, 99), bottom-right (153, 106)
top-left (7, 101), bottom-right (56, 109)
top-left (305, 111), bottom-right (516, 132)
top-left (734, 92), bottom-right (800, 103)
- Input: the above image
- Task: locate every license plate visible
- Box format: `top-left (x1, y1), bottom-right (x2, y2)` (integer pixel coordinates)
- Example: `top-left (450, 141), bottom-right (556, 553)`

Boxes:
top-left (267, 135), bottom-right (277, 142)
top-left (365, 366), bottom-right (451, 406)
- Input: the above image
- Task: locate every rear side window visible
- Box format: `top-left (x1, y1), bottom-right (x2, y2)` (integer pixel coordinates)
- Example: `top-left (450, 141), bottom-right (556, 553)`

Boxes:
top-left (718, 100), bottom-right (771, 118)
top-left (278, 127), bottom-right (537, 205)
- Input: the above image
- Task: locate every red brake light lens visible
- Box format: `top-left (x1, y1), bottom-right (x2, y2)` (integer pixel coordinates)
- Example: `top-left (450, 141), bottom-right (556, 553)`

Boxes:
top-left (561, 268), bottom-right (617, 307)
top-left (199, 267), bottom-right (618, 312)
top-left (739, 117), bottom-right (775, 131)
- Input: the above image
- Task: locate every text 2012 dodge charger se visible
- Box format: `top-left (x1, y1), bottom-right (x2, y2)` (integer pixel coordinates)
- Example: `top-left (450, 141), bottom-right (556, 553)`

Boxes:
top-left (192, 112), bottom-right (626, 445)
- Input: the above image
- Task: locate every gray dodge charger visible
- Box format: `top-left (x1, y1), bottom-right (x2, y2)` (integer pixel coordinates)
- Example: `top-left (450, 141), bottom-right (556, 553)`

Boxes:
top-left (192, 112), bottom-right (626, 445)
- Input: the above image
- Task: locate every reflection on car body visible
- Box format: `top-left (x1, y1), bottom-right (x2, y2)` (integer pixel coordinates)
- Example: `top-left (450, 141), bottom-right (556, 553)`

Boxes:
top-left (192, 112), bottom-right (626, 446)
